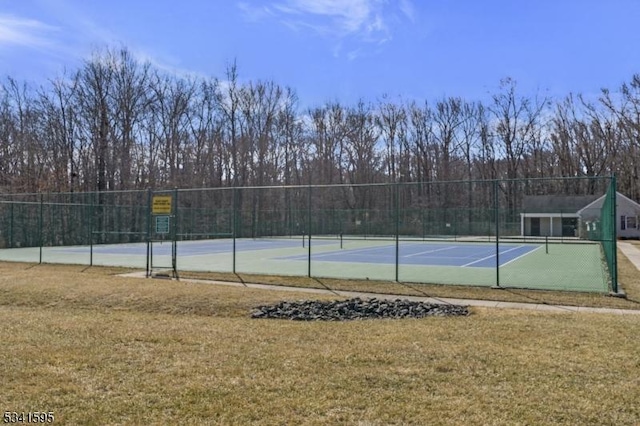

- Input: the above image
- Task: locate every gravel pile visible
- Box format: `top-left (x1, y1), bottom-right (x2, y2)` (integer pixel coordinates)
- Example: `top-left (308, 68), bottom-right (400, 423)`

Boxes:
top-left (251, 297), bottom-right (469, 321)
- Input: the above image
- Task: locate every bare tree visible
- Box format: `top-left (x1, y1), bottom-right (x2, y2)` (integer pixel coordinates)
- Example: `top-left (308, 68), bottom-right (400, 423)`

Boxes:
top-left (550, 95), bottom-right (582, 179)
top-left (186, 77), bottom-right (224, 187)
top-left (38, 73), bottom-right (80, 192)
top-left (109, 48), bottom-right (152, 189)
top-left (407, 101), bottom-right (435, 196)
top-left (216, 61), bottom-right (244, 187)
top-left (490, 78), bottom-right (549, 208)
top-left (148, 72), bottom-right (195, 187)
top-left (275, 87), bottom-right (304, 186)
top-left (376, 96), bottom-right (406, 183)
top-left (307, 102), bottom-right (348, 185)
top-left (600, 76), bottom-right (640, 198)
top-left (1, 77), bottom-right (46, 192)
top-left (342, 101), bottom-right (380, 209)
top-left (431, 97), bottom-right (466, 183)
top-left (239, 79), bottom-right (283, 186)
top-left (76, 51), bottom-right (116, 192)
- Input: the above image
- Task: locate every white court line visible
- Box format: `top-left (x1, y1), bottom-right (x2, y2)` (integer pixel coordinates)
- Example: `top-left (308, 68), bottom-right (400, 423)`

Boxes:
top-left (461, 245), bottom-right (526, 267)
top-left (284, 244), bottom-right (393, 261)
top-left (404, 246), bottom-right (457, 258)
top-left (500, 245), bottom-right (543, 267)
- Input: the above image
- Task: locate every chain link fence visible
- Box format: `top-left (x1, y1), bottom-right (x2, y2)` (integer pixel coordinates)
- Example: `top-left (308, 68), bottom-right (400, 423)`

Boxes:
top-left (0, 176), bottom-right (619, 293)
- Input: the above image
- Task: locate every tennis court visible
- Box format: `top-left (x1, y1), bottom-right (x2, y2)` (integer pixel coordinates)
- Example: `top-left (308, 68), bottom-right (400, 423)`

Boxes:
top-left (0, 236), bottom-right (609, 293)
top-left (0, 176), bottom-right (618, 294)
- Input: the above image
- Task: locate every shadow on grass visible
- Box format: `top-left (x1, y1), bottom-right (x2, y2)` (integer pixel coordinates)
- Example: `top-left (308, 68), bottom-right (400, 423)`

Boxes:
top-left (501, 288), bottom-right (558, 306)
top-left (311, 277), bottom-right (340, 296)
top-left (621, 296), bottom-right (640, 306)
top-left (234, 273), bottom-right (248, 287)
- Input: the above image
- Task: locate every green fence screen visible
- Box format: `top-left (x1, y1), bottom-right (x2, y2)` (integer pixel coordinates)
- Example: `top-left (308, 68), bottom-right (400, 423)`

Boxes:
top-left (599, 178), bottom-right (618, 292)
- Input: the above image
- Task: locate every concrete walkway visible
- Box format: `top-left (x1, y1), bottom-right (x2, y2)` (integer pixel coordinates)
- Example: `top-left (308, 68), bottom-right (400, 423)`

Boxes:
top-left (618, 241), bottom-right (640, 270)
top-left (120, 268), bottom-right (640, 315)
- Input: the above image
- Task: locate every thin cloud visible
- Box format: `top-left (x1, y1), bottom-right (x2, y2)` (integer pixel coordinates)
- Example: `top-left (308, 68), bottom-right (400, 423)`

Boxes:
top-left (347, 48), bottom-right (363, 61)
top-left (238, 2), bottom-right (277, 22)
top-left (399, 0), bottom-right (415, 22)
top-left (0, 10), bottom-right (196, 82)
top-left (238, 0), bottom-right (416, 44)
top-left (277, 0), bottom-right (379, 35)
top-left (0, 14), bottom-right (59, 48)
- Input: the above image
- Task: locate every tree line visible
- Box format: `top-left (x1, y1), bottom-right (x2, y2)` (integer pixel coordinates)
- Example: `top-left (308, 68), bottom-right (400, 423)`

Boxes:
top-left (0, 46), bottom-right (637, 203)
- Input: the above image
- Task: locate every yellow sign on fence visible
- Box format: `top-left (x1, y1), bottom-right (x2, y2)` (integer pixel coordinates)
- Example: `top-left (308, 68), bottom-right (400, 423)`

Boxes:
top-left (152, 195), bottom-right (172, 214)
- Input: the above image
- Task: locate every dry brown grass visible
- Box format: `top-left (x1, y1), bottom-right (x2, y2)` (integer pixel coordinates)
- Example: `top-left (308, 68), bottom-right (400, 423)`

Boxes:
top-left (1, 261), bottom-right (640, 425)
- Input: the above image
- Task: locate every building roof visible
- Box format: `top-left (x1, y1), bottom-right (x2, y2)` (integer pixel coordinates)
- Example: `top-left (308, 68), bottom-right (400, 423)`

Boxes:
top-left (522, 195), bottom-right (601, 213)
top-left (577, 191), bottom-right (640, 215)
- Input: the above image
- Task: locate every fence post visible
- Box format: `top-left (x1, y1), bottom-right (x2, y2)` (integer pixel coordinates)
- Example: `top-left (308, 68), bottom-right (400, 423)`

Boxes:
top-left (172, 187), bottom-right (179, 279)
top-left (232, 187), bottom-right (237, 275)
top-left (611, 175), bottom-right (618, 293)
top-left (494, 180), bottom-right (500, 288)
top-left (307, 184), bottom-right (312, 278)
top-left (39, 193), bottom-right (43, 264)
top-left (395, 182), bottom-right (400, 282)
top-left (9, 195), bottom-right (13, 248)
top-left (146, 188), bottom-right (152, 277)
top-left (89, 192), bottom-right (94, 267)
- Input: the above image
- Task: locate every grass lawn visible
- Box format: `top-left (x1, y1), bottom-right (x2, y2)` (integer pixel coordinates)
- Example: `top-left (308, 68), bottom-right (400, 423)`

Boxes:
top-left (1, 254), bottom-right (640, 425)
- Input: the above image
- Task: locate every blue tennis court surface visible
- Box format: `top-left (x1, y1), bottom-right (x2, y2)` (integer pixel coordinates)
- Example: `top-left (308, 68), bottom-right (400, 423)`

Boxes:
top-left (54, 239), bottom-right (540, 268)
top-left (281, 243), bottom-right (540, 268)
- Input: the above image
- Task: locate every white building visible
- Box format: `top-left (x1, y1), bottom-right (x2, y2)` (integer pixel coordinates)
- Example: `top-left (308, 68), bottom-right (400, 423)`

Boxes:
top-left (520, 192), bottom-right (640, 239)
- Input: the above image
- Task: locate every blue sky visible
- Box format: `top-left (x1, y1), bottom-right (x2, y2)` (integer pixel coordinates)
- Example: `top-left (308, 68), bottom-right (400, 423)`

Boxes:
top-left (1, 0), bottom-right (640, 108)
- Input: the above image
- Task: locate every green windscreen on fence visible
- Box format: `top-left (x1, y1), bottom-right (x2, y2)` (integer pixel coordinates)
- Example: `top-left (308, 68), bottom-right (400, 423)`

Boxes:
top-left (599, 179), bottom-right (618, 292)
top-left (0, 176), bottom-right (620, 293)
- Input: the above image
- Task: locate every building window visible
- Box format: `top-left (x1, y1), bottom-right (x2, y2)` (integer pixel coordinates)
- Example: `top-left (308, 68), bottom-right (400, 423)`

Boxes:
top-left (627, 216), bottom-right (638, 230)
